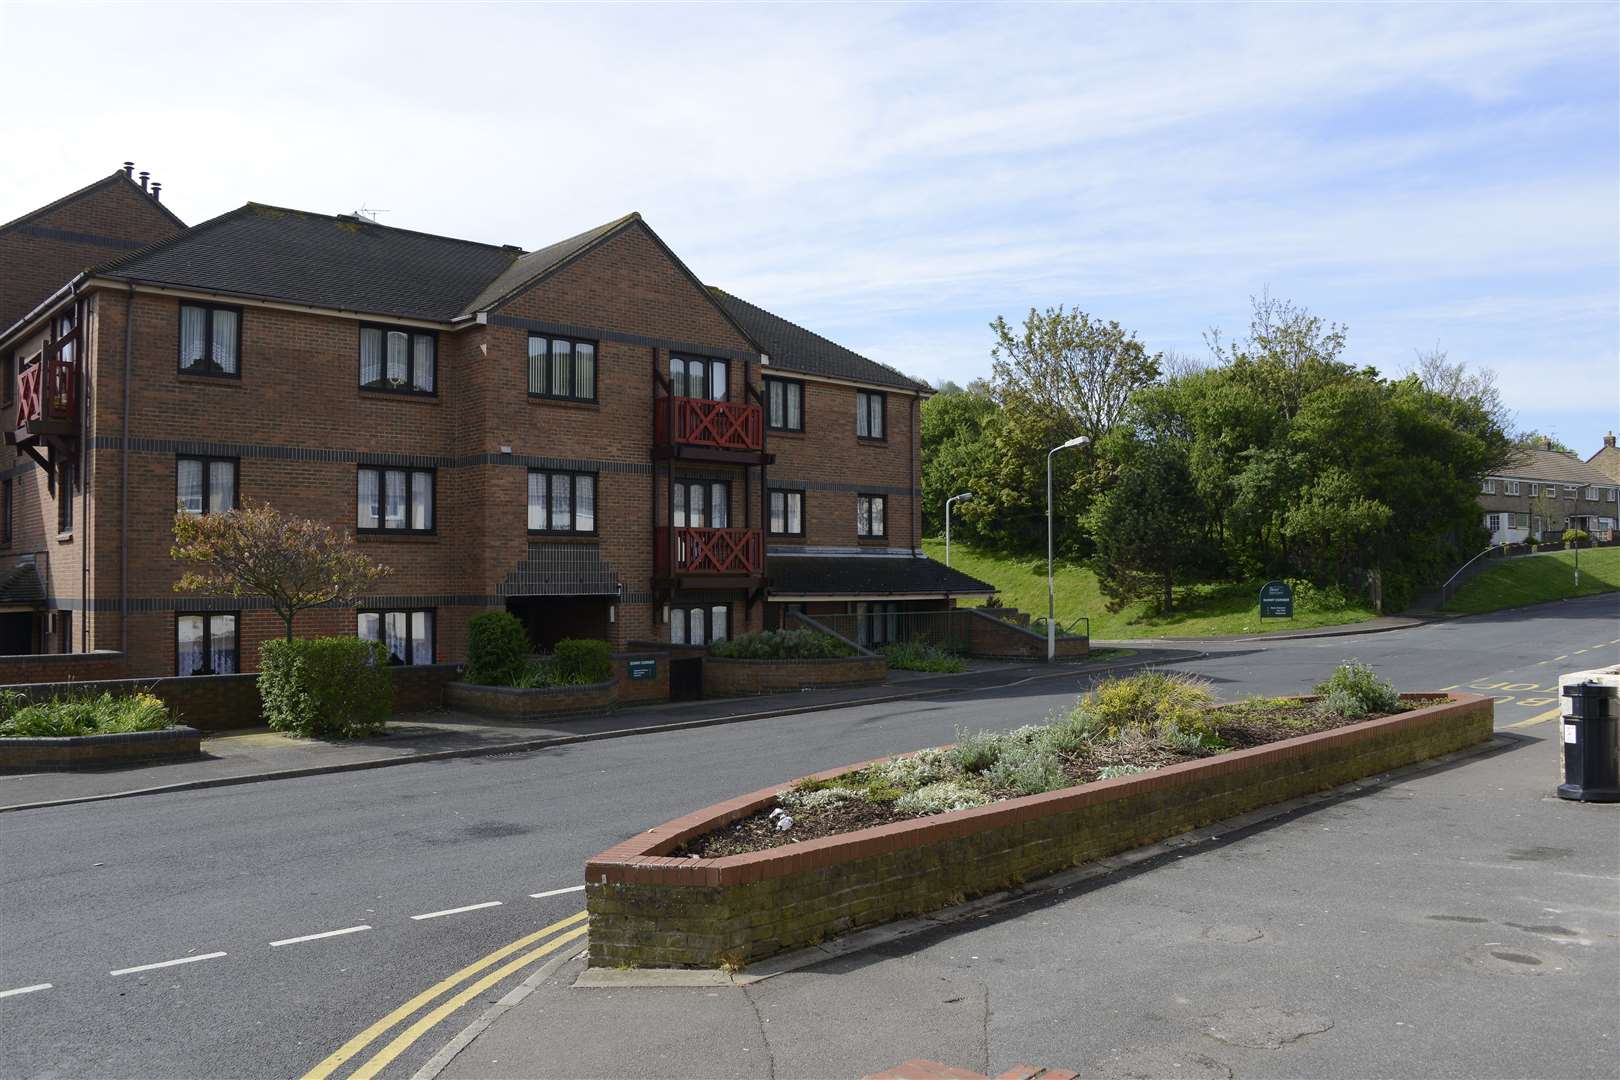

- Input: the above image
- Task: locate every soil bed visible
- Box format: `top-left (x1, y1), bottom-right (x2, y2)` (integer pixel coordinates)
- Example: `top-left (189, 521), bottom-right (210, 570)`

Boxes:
top-left (679, 697), bottom-right (1439, 859)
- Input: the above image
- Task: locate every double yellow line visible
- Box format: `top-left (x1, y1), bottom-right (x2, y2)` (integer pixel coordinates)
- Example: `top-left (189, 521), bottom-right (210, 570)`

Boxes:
top-left (302, 910), bottom-right (588, 1080)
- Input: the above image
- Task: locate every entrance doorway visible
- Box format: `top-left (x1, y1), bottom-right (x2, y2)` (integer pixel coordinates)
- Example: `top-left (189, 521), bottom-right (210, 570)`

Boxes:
top-left (506, 596), bottom-right (612, 651)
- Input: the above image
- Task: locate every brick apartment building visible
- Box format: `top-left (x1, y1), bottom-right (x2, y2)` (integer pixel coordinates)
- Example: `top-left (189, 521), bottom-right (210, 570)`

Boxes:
top-left (0, 168), bottom-right (991, 675)
top-left (1478, 445), bottom-right (1619, 545)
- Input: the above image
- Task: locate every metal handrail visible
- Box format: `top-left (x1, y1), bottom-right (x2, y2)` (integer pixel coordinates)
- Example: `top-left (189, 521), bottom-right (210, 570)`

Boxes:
top-left (1439, 544), bottom-right (1502, 606)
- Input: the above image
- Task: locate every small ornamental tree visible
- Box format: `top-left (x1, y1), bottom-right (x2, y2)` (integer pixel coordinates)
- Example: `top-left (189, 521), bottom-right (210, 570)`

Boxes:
top-left (172, 501), bottom-right (392, 641)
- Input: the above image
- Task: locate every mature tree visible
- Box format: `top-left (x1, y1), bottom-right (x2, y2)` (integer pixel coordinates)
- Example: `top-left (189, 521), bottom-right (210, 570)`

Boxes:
top-left (173, 501), bottom-right (392, 641)
top-left (989, 306), bottom-right (1162, 442)
top-left (920, 385), bottom-right (1000, 538)
top-left (1407, 347), bottom-right (1515, 472)
top-left (1514, 430), bottom-right (1574, 455)
top-left (1086, 434), bottom-right (1205, 612)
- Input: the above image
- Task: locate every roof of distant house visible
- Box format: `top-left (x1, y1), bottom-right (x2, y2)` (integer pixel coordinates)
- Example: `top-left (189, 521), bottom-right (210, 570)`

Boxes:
top-left (0, 169), bottom-right (186, 236)
top-left (1498, 446), bottom-right (1617, 487)
top-left (708, 287), bottom-right (928, 393)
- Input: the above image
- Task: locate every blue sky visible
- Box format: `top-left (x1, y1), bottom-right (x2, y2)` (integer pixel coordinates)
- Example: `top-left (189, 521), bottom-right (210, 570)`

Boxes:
top-left (4, 2), bottom-right (1615, 452)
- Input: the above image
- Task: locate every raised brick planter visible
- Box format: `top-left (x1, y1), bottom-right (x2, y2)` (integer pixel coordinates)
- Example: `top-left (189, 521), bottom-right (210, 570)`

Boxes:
top-left (585, 692), bottom-right (1492, 968)
top-left (0, 726), bottom-right (202, 770)
top-left (702, 654), bottom-right (887, 696)
top-left (444, 678), bottom-right (617, 719)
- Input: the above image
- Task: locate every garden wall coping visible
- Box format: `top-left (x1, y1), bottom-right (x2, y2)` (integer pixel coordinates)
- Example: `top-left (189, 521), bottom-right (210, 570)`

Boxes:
top-left (0, 726), bottom-right (203, 769)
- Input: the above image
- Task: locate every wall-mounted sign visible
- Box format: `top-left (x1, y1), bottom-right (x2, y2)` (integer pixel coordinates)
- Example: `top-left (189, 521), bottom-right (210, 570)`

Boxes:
top-left (1259, 580), bottom-right (1294, 619)
top-left (627, 658), bottom-right (657, 681)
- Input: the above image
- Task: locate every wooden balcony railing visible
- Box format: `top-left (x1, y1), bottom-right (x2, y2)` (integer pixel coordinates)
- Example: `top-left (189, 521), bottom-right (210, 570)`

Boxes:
top-left (656, 526), bottom-right (764, 578)
top-left (16, 358), bottom-right (77, 429)
top-left (655, 396), bottom-right (763, 453)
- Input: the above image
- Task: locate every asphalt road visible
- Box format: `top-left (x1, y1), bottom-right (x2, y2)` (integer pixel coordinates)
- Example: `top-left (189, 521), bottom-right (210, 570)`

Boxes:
top-left (2, 594), bottom-right (1616, 1080)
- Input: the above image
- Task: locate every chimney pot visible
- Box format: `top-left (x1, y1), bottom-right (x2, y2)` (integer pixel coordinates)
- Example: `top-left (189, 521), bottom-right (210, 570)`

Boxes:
top-left (138, 170), bottom-right (149, 191)
top-left (151, 182), bottom-right (162, 201)
top-left (123, 161), bottom-right (135, 177)
top-left (1606, 432), bottom-right (1616, 449)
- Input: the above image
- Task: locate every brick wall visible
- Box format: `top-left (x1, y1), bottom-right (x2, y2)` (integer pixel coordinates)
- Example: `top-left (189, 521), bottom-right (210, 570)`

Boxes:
top-left (585, 693), bottom-right (1494, 968)
top-left (444, 678), bottom-right (616, 719)
top-left (702, 654), bottom-right (887, 696)
top-left (4, 662), bottom-right (459, 732)
top-left (0, 727), bottom-right (201, 770)
top-left (0, 650), bottom-right (126, 685)
top-left (963, 609), bottom-right (1089, 660)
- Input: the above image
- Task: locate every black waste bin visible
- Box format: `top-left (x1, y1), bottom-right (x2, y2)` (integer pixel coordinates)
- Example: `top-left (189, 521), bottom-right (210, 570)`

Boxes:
top-left (1557, 680), bottom-right (1620, 803)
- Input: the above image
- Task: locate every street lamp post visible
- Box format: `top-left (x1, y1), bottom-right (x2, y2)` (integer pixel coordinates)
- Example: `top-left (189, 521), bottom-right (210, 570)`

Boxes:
top-left (944, 491), bottom-right (973, 566)
top-left (1047, 435), bottom-right (1091, 661)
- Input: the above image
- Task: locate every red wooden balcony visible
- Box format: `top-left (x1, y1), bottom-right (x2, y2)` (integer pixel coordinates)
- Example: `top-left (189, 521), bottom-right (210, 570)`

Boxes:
top-left (655, 396), bottom-right (764, 458)
top-left (656, 526), bottom-right (764, 581)
top-left (14, 358), bottom-right (77, 437)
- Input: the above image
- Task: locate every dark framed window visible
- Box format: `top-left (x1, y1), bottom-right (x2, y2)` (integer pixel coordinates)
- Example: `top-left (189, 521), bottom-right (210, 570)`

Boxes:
top-left (765, 377), bottom-right (804, 431)
top-left (57, 460), bottom-right (74, 533)
top-left (177, 613), bottom-right (238, 675)
top-left (768, 489), bottom-right (804, 536)
top-left (2, 479), bottom-right (11, 546)
top-left (360, 325), bottom-right (435, 394)
top-left (671, 355), bottom-right (727, 401)
top-left (857, 493), bottom-right (886, 538)
top-left (177, 455), bottom-right (238, 515)
top-left (856, 390), bottom-right (885, 440)
top-left (670, 604), bottom-right (729, 646)
top-left (673, 479), bottom-right (729, 528)
top-left (358, 609), bottom-right (434, 665)
top-left (357, 467), bottom-right (434, 533)
top-left (528, 470), bottom-right (597, 534)
top-left (528, 334), bottom-right (596, 402)
top-left (178, 303), bottom-right (241, 377)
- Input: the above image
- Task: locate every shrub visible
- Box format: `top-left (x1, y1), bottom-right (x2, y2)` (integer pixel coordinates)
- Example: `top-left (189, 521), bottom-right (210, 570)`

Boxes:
top-left (553, 638), bottom-right (612, 684)
top-left (880, 641), bottom-right (966, 673)
top-left (950, 726), bottom-right (1011, 773)
top-left (1563, 528), bottom-right (1591, 546)
top-left (1313, 660), bottom-right (1399, 716)
top-left (709, 629), bottom-right (854, 660)
top-left (466, 611), bottom-right (530, 687)
top-left (867, 748), bottom-right (954, 789)
top-left (511, 656), bottom-right (558, 689)
top-left (0, 691), bottom-right (170, 738)
top-left (779, 786), bottom-right (860, 812)
top-left (1084, 671), bottom-right (1216, 739)
top-left (983, 743), bottom-right (1068, 795)
top-left (895, 780), bottom-right (990, 815)
top-left (259, 637), bottom-right (392, 738)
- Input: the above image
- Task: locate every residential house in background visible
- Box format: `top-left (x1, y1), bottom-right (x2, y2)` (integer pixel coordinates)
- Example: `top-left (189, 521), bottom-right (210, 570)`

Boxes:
top-left (1586, 431), bottom-right (1620, 485)
top-left (0, 168), bottom-right (992, 672)
top-left (1478, 445), bottom-right (1619, 545)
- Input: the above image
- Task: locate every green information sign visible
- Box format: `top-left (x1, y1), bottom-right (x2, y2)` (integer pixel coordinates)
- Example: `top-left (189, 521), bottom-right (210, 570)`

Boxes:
top-left (1259, 580), bottom-right (1294, 619)
top-left (627, 658), bottom-right (657, 681)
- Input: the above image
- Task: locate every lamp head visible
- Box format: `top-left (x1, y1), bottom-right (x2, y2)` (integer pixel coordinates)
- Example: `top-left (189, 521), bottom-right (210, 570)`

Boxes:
top-left (1061, 435), bottom-right (1092, 450)
top-left (954, 491), bottom-right (974, 501)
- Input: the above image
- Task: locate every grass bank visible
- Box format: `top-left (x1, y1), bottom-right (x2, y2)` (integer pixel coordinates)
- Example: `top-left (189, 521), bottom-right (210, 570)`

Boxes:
top-left (924, 538), bottom-right (1377, 639)
top-left (1445, 547), bottom-right (1620, 615)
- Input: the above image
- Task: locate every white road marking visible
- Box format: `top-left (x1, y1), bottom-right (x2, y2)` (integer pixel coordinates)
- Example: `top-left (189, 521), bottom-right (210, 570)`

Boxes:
top-left (109, 951), bottom-right (227, 977)
top-left (270, 925), bottom-right (372, 948)
top-left (0, 983), bottom-right (51, 999)
top-left (529, 885), bottom-right (586, 899)
top-left (410, 901), bottom-right (503, 921)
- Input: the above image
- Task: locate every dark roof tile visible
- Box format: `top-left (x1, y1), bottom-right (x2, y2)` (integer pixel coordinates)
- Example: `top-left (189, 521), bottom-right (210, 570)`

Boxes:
top-left (709, 288), bottom-right (928, 392)
top-left (767, 555), bottom-right (994, 597)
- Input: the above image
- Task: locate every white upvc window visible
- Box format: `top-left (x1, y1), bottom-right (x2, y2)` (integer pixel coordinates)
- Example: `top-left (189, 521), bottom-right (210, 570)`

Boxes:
top-left (1505, 480), bottom-right (1520, 495)
top-left (1480, 478), bottom-right (1496, 494)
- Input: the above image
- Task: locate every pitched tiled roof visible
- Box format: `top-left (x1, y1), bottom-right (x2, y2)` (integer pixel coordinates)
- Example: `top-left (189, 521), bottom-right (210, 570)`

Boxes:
top-left (456, 213), bottom-right (639, 318)
top-left (1499, 448), bottom-right (1616, 488)
top-left (1, 170), bottom-right (186, 235)
top-left (0, 562), bottom-right (45, 607)
top-left (767, 555), bottom-right (995, 597)
top-left (708, 288), bottom-right (928, 392)
top-left (97, 204), bottom-right (521, 322)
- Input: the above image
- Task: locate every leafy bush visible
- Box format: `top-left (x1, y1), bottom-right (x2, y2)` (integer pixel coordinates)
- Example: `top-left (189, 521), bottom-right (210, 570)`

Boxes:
top-left (553, 638), bottom-right (612, 684)
top-left (880, 641), bottom-right (966, 673)
top-left (1564, 528), bottom-right (1591, 546)
top-left (779, 785), bottom-right (860, 812)
top-left (1313, 660), bottom-right (1399, 716)
top-left (983, 742), bottom-right (1068, 795)
top-left (259, 637), bottom-right (392, 738)
top-left (1084, 671), bottom-right (1216, 739)
top-left (510, 656), bottom-right (558, 689)
top-left (466, 611), bottom-right (531, 687)
top-left (709, 629), bottom-right (854, 660)
top-left (950, 726), bottom-right (1010, 773)
top-left (895, 780), bottom-right (991, 815)
top-left (867, 748), bottom-right (953, 789)
top-left (0, 690), bottom-right (170, 738)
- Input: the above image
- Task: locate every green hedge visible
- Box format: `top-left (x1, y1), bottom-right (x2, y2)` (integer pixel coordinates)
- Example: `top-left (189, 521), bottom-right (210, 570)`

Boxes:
top-left (710, 629), bottom-right (855, 660)
top-left (259, 637), bottom-right (392, 738)
top-left (466, 611), bottom-right (530, 687)
top-left (553, 638), bottom-right (612, 683)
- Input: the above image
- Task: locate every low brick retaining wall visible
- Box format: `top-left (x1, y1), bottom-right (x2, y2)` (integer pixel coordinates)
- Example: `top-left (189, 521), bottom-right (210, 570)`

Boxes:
top-left (1, 663), bottom-right (461, 732)
top-left (962, 608), bottom-right (1088, 660)
top-left (585, 692), bottom-right (1492, 968)
top-left (702, 654), bottom-right (887, 696)
top-left (444, 678), bottom-right (617, 719)
top-left (0, 651), bottom-right (127, 685)
top-left (0, 726), bottom-right (202, 770)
